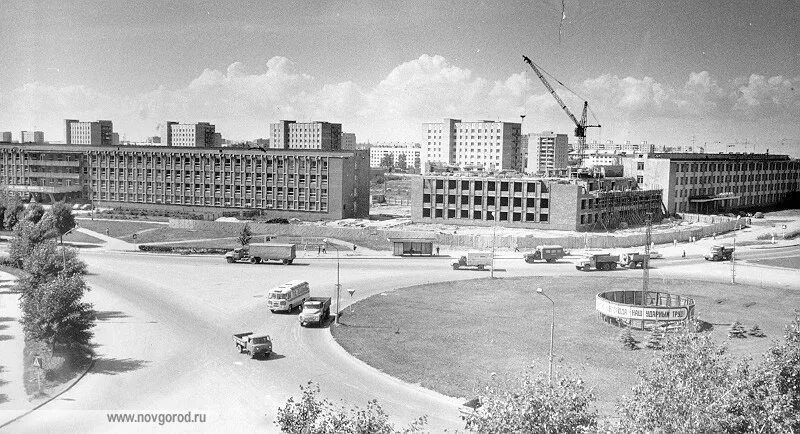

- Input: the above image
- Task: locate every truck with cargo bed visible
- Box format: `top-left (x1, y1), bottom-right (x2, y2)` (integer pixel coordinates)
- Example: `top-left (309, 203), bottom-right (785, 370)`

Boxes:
top-left (233, 332), bottom-right (272, 358)
top-left (452, 252), bottom-right (493, 270)
top-left (618, 252), bottom-right (648, 268)
top-left (705, 245), bottom-right (735, 261)
top-left (575, 253), bottom-right (618, 271)
top-left (225, 243), bottom-right (296, 265)
top-left (298, 297), bottom-right (331, 327)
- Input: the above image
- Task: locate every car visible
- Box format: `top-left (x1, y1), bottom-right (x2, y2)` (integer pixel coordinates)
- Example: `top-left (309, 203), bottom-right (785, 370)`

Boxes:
top-left (648, 250), bottom-right (663, 259)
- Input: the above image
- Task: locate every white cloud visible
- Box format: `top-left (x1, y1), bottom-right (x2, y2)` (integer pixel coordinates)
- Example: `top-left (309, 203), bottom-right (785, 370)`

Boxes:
top-left (1, 55), bottom-right (798, 145)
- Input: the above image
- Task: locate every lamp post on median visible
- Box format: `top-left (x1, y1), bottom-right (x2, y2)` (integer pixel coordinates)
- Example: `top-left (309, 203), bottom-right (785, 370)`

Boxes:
top-left (536, 287), bottom-right (555, 386)
top-left (324, 238), bottom-right (341, 324)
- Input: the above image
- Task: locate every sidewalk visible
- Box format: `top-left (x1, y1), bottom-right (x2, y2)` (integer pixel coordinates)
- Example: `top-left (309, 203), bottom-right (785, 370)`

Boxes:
top-left (74, 228), bottom-right (138, 252)
top-left (0, 271), bottom-right (26, 425)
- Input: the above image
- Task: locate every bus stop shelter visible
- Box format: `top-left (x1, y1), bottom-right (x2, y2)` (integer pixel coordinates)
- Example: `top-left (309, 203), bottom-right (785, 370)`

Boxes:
top-left (387, 236), bottom-right (436, 256)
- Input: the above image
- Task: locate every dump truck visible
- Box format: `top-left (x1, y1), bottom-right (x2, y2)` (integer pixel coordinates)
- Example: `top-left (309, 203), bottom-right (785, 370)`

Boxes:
top-left (298, 297), bottom-right (332, 327)
top-left (225, 243), bottom-right (296, 264)
top-left (233, 332), bottom-right (272, 358)
top-left (704, 245), bottom-right (735, 261)
top-left (575, 253), bottom-right (618, 271)
top-left (618, 252), bottom-right (648, 268)
top-left (452, 252), bottom-right (493, 270)
top-left (523, 245), bottom-right (565, 263)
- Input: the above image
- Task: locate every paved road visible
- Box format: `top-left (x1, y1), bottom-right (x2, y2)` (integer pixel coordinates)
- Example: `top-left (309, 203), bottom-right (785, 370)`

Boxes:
top-left (5, 247), bottom-right (799, 433)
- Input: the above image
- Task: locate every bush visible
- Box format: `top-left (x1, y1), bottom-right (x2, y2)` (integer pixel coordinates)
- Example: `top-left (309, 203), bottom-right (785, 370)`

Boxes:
top-left (276, 381), bottom-right (427, 434)
top-left (619, 326), bottom-right (638, 350)
top-left (728, 321), bottom-right (747, 339)
top-left (137, 245), bottom-right (228, 255)
top-left (464, 370), bottom-right (596, 434)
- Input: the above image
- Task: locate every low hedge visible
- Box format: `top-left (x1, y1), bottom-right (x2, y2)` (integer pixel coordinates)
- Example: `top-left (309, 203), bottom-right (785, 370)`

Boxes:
top-left (138, 245), bottom-right (229, 255)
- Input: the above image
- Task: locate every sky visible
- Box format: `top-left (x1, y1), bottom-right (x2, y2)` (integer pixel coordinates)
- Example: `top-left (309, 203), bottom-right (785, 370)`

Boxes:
top-left (1, 0), bottom-right (799, 156)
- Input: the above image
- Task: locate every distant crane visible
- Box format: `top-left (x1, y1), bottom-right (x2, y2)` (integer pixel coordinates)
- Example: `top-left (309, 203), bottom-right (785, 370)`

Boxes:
top-left (522, 55), bottom-right (600, 166)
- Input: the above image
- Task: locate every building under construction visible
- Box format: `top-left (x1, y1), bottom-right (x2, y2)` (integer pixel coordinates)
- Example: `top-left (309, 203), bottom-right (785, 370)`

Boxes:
top-left (411, 172), bottom-right (663, 231)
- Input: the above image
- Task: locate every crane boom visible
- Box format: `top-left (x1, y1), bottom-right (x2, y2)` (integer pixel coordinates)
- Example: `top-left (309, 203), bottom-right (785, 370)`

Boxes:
top-left (522, 55), bottom-right (580, 127)
top-left (522, 55), bottom-right (600, 167)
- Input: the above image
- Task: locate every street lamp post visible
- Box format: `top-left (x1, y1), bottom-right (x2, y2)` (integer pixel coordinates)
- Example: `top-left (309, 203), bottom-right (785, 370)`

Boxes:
top-left (536, 287), bottom-right (555, 386)
top-left (324, 239), bottom-right (341, 324)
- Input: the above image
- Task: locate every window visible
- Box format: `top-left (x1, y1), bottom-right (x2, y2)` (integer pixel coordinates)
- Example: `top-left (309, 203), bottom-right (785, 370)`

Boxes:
top-left (540, 198), bottom-right (549, 208)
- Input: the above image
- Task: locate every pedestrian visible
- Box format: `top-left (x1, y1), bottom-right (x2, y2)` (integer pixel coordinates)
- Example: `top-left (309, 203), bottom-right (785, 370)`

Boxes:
top-left (106, 227), bottom-right (110, 236)
top-left (353, 244), bottom-right (357, 251)
top-left (318, 245), bottom-right (321, 255)
top-left (436, 246), bottom-right (440, 256)
top-left (322, 246), bottom-right (327, 254)
top-left (673, 239), bottom-right (677, 247)
top-left (682, 250), bottom-right (686, 258)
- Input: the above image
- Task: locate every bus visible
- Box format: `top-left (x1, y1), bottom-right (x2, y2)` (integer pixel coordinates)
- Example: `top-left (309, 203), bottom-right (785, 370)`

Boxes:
top-left (267, 280), bottom-right (310, 313)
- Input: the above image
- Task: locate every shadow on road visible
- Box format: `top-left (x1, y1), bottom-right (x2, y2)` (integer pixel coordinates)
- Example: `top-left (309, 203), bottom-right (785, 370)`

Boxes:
top-left (0, 317), bottom-right (15, 323)
top-left (0, 393), bottom-right (7, 404)
top-left (0, 324), bottom-right (7, 331)
top-left (260, 352), bottom-right (286, 361)
top-left (0, 335), bottom-right (13, 342)
top-left (94, 310), bottom-right (130, 321)
top-left (92, 357), bottom-right (149, 375)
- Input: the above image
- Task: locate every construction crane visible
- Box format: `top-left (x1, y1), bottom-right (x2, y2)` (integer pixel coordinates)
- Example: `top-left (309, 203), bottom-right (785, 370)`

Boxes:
top-left (522, 55), bottom-right (600, 166)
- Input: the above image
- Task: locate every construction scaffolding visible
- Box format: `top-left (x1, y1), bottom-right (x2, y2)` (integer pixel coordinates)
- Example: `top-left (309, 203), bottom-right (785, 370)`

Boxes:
top-left (589, 189), bottom-right (664, 231)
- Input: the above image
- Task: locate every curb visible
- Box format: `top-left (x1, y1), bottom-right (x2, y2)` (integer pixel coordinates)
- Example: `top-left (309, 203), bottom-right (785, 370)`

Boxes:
top-left (0, 357), bottom-right (95, 429)
top-left (749, 242), bottom-right (800, 250)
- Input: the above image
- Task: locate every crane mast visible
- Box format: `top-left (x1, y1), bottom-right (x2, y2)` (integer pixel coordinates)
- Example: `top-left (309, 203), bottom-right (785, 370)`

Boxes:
top-left (522, 55), bottom-right (600, 166)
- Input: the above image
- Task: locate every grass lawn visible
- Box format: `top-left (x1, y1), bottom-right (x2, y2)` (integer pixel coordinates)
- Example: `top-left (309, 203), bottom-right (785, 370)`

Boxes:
top-left (331, 275), bottom-right (800, 416)
top-left (77, 219), bottom-right (165, 239)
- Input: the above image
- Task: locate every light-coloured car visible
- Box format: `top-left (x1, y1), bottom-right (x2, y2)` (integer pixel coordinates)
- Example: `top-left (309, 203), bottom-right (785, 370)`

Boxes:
top-left (648, 250), bottom-right (663, 259)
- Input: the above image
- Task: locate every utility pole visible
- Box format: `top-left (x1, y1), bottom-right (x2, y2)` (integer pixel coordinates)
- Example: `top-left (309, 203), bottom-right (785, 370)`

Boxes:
top-left (490, 225), bottom-right (496, 279)
top-left (731, 234), bottom-right (736, 284)
top-left (642, 213), bottom-right (652, 316)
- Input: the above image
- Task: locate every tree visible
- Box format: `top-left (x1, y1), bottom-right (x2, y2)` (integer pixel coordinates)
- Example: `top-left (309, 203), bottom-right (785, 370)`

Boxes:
top-left (617, 331), bottom-right (746, 433)
top-left (276, 381), bottom-right (427, 434)
top-left (3, 195), bottom-right (23, 230)
top-left (397, 153), bottom-right (407, 171)
top-left (50, 202), bottom-right (76, 244)
top-left (25, 202), bottom-right (45, 224)
top-left (464, 371), bottom-right (597, 434)
top-left (21, 242), bottom-right (87, 288)
top-left (8, 215), bottom-right (58, 267)
top-left (238, 223), bottom-right (252, 246)
top-left (413, 155), bottom-right (421, 171)
top-left (619, 326), bottom-right (638, 350)
top-left (644, 326), bottom-right (664, 349)
top-left (729, 321), bottom-right (747, 338)
top-left (20, 274), bottom-right (95, 354)
top-left (380, 153), bottom-right (395, 170)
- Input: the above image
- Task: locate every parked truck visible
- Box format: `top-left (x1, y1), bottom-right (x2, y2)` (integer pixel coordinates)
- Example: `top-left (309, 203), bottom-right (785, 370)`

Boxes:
top-left (225, 243), bottom-right (296, 265)
top-left (233, 332), bottom-right (272, 358)
top-left (705, 245), bottom-right (735, 261)
top-left (298, 297), bottom-right (332, 327)
top-left (618, 252), bottom-right (648, 268)
top-left (452, 252), bottom-right (493, 270)
top-left (523, 245), bottom-right (565, 263)
top-left (575, 253), bottom-right (618, 271)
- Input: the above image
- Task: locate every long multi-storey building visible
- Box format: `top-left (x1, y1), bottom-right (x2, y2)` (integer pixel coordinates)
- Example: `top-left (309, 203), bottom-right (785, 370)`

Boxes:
top-left (161, 121), bottom-right (217, 147)
top-left (369, 142), bottom-right (421, 170)
top-left (526, 131), bottom-right (568, 174)
top-left (21, 131), bottom-right (45, 144)
top-left (412, 173), bottom-right (662, 231)
top-left (65, 119), bottom-right (113, 146)
top-left (269, 120), bottom-right (342, 150)
top-left (421, 119), bottom-right (523, 173)
top-left (622, 152), bottom-right (800, 214)
top-left (0, 143), bottom-right (370, 220)
top-left (586, 140), bottom-right (654, 153)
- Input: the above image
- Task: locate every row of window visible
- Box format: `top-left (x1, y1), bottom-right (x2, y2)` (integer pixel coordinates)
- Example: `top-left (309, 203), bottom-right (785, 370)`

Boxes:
top-left (424, 194), bottom-right (548, 208)
top-left (422, 207), bottom-right (549, 222)
top-left (426, 179), bottom-right (549, 194)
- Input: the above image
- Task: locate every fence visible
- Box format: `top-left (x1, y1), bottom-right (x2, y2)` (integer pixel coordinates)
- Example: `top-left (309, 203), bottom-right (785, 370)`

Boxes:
top-left (169, 213), bottom-right (740, 251)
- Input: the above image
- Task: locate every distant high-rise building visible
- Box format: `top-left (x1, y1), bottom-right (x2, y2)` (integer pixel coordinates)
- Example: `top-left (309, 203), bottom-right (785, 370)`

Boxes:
top-left (526, 131), bottom-right (569, 174)
top-left (269, 120), bottom-right (342, 150)
top-left (65, 119), bottom-right (113, 146)
top-left (422, 118), bottom-right (522, 173)
top-left (161, 121), bottom-right (216, 147)
top-left (1, 132), bottom-right (12, 142)
top-left (369, 142), bottom-right (421, 170)
top-left (341, 132), bottom-right (357, 150)
top-left (112, 132), bottom-right (120, 147)
top-left (586, 140), bottom-right (654, 153)
top-left (20, 130), bottom-right (45, 144)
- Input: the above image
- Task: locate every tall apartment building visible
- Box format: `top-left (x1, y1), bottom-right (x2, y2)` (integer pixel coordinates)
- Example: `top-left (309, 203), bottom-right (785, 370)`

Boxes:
top-left (65, 119), bottom-right (113, 146)
top-left (526, 131), bottom-right (568, 174)
top-left (341, 133), bottom-right (357, 150)
top-left (369, 142), bottom-right (421, 170)
top-left (1, 132), bottom-right (11, 142)
top-left (422, 119), bottom-right (523, 173)
top-left (623, 152), bottom-right (800, 214)
top-left (0, 144), bottom-right (370, 220)
top-left (412, 173), bottom-right (662, 231)
top-left (21, 131), bottom-right (45, 144)
top-left (269, 120), bottom-right (342, 150)
top-left (161, 121), bottom-right (216, 147)
top-left (580, 150), bottom-right (624, 168)
top-left (586, 140), bottom-right (654, 153)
